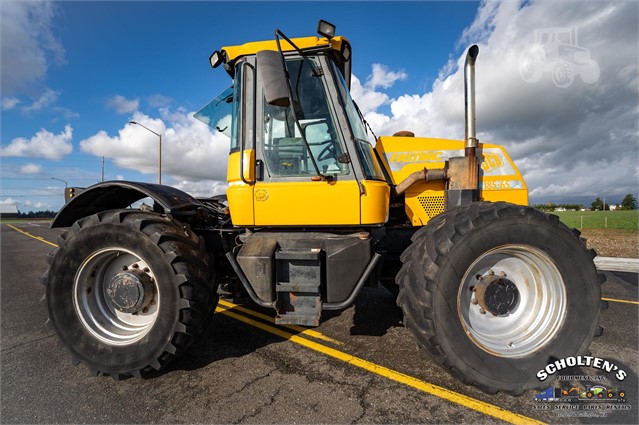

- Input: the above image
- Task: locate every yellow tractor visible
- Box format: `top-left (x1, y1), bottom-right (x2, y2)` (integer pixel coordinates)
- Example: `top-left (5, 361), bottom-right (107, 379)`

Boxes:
top-left (44, 20), bottom-right (604, 394)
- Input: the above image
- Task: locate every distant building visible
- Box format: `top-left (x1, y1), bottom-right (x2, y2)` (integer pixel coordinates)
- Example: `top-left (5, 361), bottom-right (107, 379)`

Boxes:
top-left (0, 204), bottom-right (20, 219)
top-left (554, 207), bottom-right (566, 212)
top-left (609, 204), bottom-right (618, 211)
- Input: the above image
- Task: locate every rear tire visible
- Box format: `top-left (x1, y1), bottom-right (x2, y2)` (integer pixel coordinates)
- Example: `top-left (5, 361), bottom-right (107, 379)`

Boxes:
top-left (397, 202), bottom-right (603, 395)
top-left (44, 209), bottom-right (216, 378)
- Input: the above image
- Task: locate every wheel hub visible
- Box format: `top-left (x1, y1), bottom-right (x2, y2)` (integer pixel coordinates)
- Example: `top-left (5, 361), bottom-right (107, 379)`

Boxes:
top-left (106, 269), bottom-right (154, 313)
top-left (474, 273), bottom-right (519, 316)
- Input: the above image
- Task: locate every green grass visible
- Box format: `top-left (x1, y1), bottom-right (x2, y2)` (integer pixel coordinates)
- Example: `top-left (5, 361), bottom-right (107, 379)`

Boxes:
top-left (553, 210), bottom-right (638, 231)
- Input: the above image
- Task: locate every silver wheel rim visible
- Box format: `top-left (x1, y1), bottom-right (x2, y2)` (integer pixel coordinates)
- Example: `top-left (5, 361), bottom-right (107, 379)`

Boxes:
top-left (457, 245), bottom-right (566, 357)
top-left (73, 248), bottom-right (160, 346)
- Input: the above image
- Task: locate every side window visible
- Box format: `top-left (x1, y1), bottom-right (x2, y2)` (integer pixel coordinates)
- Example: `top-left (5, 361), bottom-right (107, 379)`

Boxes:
top-left (261, 58), bottom-right (350, 177)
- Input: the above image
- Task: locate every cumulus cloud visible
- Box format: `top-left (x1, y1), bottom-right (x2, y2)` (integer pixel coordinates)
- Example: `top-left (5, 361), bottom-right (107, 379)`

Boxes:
top-left (0, 125), bottom-right (73, 160)
top-left (0, 198), bottom-right (18, 206)
top-left (2, 97), bottom-right (21, 110)
top-left (19, 163), bottom-right (42, 174)
top-left (106, 95), bottom-right (140, 114)
top-left (22, 200), bottom-right (51, 209)
top-left (0, 1), bottom-right (65, 94)
top-left (351, 64), bottom-right (406, 115)
top-left (353, 0), bottom-right (638, 203)
top-left (147, 94), bottom-right (173, 108)
top-left (171, 179), bottom-right (229, 198)
top-left (21, 88), bottom-right (60, 113)
top-left (368, 64), bottom-right (407, 89)
top-left (80, 109), bottom-right (230, 183)
top-left (53, 106), bottom-right (80, 120)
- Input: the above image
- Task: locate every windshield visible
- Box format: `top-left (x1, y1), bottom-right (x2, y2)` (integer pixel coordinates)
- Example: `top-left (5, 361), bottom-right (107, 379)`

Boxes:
top-left (262, 57), bottom-right (349, 177)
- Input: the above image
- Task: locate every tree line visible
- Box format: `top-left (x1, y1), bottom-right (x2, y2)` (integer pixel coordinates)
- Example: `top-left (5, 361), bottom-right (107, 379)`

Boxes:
top-left (14, 210), bottom-right (57, 218)
top-left (591, 194), bottom-right (636, 211)
top-left (533, 194), bottom-right (637, 212)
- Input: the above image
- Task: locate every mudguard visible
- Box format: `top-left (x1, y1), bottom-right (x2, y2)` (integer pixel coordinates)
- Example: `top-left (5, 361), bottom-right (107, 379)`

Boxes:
top-left (51, 181), bottom-right (204, 228)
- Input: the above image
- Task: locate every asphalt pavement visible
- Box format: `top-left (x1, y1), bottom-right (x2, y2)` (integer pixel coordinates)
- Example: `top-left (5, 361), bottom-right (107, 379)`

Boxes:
top-left (1, 222), bottom-right (637, 424)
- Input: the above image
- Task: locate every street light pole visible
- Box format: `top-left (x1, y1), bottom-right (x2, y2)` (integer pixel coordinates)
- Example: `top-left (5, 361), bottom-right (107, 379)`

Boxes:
top-left (51, 177), bottom-right (68, 188)
top-left (128, 121), bottom-right (162, 184)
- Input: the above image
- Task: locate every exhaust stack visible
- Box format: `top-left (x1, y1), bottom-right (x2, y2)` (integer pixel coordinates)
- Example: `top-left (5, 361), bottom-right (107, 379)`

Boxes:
top-left (464, 45), bottom-right (479, 157)
top-left (445, 45), bottom-right (480, 209)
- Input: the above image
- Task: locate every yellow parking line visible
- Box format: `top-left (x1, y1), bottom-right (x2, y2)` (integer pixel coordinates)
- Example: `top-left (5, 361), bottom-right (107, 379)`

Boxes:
top-left (6, 224), bottom-right (58, 247)
top-left (215, 304), bottom-right (544, 425)
top-left (217, 299), bottom-right (343, 345)
top-left (602, 297), bottom-right (639, 305)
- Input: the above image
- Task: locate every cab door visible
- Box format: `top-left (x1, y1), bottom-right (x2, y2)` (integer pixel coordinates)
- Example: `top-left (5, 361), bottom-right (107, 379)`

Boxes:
top-left (253, 56), bottom-right (361, 226)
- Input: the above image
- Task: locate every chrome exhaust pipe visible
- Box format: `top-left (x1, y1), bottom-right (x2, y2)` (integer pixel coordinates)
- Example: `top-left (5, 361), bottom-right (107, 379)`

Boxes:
top-left (464, 45), bottom-right (479, 156)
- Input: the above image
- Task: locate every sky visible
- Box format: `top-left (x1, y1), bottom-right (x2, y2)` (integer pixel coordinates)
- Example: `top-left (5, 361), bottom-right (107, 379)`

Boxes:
top-left (1, 0), bottom-right (638, 213)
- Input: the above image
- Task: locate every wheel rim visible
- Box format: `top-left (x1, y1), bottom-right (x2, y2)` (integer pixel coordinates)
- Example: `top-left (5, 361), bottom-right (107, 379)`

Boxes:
top-left (73, 248), bottom-right (160, 346)
top-left (457, 245), bottom-right (566, 357)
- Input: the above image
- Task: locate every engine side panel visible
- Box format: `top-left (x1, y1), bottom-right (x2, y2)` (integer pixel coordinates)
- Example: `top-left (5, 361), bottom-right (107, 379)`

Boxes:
top-left (375, 136), bottom-right (528, 225)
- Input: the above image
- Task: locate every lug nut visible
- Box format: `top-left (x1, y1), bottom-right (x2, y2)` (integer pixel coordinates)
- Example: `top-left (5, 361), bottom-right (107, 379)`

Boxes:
top-left (142, 307), bottom-right (149, 314)
top-left (479, 308), bottom-right (486, 315)
top-left (487, 269), bottom-right (495, 276)
top-left (471, 298), bottom-right (478, 305)
top-left (475, 274), bottom-right (482, 280)
top-left (132, 263), bottom-right (139, 269)
top-left (143, 267), bottom-right (150, 273)
top-left (499, 271), bottom-right (507, 277)
top-left (122, 266), bottom-right (128, 271)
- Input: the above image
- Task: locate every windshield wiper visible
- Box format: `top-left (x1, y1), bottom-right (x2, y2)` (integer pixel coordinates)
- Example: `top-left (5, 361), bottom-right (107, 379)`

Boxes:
top-left (273, 29), bottom-right (333, 181)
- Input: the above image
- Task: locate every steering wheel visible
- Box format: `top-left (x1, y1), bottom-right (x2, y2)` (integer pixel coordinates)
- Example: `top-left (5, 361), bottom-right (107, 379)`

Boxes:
top-left (317, 141), bottom-right (337, 162)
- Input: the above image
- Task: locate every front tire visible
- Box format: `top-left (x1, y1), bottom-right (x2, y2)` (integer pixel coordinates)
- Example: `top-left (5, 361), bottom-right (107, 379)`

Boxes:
top-left (44, 210), bottom-right (216, 378)
top-left (397, 202), bottom-right (604, 394)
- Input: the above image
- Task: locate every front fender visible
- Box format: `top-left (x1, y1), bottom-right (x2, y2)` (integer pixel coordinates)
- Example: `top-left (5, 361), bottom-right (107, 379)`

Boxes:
top-left (51, 181), bottom-right (204, 228)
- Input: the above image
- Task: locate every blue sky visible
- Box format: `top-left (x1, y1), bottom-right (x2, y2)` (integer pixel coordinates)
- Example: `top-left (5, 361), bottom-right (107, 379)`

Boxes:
top-left (1, 1), bottom-right (638, 212)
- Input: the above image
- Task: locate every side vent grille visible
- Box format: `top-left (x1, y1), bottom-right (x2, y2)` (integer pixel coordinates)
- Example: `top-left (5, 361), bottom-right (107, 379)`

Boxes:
top-left (417, 196), bottom-right (445, 219)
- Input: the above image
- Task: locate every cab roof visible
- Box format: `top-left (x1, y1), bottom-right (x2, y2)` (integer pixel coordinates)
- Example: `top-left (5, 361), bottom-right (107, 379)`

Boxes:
top-left (221, 35), bottom-right (349, 62)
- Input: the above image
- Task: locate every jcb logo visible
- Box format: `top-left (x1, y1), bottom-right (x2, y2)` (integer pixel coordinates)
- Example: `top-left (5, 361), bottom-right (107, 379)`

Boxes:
top-left (390, 151), bottom-right (444, 163)
top-left (481, 152), bottom-right (504, 172)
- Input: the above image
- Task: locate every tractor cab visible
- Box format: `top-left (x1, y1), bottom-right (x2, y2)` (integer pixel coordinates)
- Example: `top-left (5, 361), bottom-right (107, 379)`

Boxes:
top-left (196, 22), bottom-right (390, 227)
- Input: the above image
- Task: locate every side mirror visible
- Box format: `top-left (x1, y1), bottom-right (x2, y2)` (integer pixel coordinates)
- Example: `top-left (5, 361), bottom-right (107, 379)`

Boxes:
top-left (256, 50), bottom-right (291, 107)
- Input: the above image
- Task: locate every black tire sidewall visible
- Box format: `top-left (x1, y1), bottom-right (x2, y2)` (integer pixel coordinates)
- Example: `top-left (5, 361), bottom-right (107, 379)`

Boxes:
top-left (430, 215), bottom-right (601, 388)
top-left (47, 220), bottom-right (181, 374)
